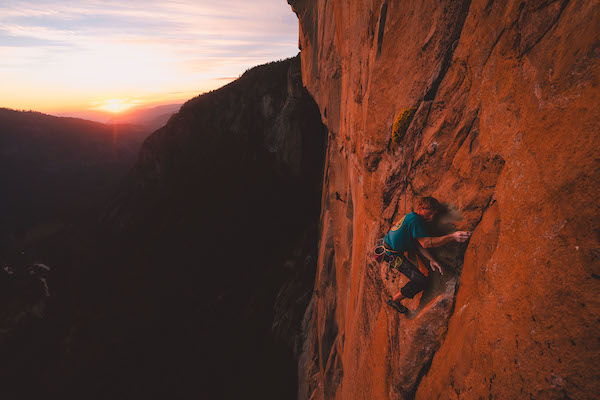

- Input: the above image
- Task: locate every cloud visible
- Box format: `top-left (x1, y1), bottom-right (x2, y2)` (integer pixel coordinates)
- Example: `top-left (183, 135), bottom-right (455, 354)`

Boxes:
top-left (0, 1), bottom-right (298, 64)
top-left (0, 0), bottom-right (299, 112)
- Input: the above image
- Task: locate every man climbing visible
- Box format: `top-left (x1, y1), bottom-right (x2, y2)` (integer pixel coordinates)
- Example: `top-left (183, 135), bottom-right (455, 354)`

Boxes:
top-left (384, 196), bottom-right (470, 313)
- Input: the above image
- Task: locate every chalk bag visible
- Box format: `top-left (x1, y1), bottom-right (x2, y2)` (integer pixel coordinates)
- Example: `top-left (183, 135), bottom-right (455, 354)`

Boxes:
top-left (374, 245), bottom-right (386, 262)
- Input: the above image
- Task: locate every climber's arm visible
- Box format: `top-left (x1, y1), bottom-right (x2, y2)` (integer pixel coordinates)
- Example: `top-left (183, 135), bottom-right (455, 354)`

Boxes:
top-left (417, 231), bottom-right (470, 248)
top-left (416, 242), bottom-right (443, 275)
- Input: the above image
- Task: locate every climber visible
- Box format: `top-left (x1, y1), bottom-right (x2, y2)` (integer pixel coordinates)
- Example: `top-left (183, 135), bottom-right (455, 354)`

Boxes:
top-left (28, 263), bottom-right (51, 297)
top-left (384, 196), bottom-right (470, 313)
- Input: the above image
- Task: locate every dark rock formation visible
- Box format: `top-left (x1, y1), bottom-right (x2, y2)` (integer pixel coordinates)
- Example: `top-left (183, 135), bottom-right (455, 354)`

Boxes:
top-left (0, 56), bottom-right (327, 399)
top-left (97, 55), bottom-right (327, 398)
top-left (289, 0), bottom-right (599, 399)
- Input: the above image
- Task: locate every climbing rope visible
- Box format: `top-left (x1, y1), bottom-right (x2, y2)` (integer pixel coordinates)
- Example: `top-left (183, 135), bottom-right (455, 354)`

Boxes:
top-left (403, 176), bottom-right (408, 215)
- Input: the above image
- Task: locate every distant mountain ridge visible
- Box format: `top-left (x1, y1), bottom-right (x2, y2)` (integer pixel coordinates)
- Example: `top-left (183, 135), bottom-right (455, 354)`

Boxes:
top-left (105, 103), bottom-right (182, 129)
top-left (57, 103), bottom-right (183, 131)
top-left (0, 108), bottom-right (149, 254)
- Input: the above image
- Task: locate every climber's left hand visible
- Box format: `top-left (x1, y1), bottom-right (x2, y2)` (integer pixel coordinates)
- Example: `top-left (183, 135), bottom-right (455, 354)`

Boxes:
top-left (430, 260), bottom-right (443, 275)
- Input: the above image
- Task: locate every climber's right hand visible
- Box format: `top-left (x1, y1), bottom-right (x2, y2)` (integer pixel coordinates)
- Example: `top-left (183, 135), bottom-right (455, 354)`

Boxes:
top-left (452, 231), bottom-right (471, 242)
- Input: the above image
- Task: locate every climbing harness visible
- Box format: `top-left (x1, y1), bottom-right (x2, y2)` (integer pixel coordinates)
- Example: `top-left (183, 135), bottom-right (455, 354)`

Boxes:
top-left (373, 238), bottom-right (397, 262)
top-left (373, 237), bottom-right (420, 283)
top-left (385, 256), bottom-right (404, 283)
top-left (373, 238), bottom-right (406, 283)
top-left (374, 245), bottom-right (386, 262)
top-left (374, 239), bottom-right (393, 262)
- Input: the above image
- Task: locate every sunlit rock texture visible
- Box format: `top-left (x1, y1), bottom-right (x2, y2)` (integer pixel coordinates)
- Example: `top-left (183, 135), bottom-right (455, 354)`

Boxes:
top-left (288, 0), bottom-right (599, 398)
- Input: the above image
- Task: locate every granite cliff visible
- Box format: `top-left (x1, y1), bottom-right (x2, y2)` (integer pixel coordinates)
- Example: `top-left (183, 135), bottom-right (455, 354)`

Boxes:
top-left (288, 0), bottom-right (599, 399)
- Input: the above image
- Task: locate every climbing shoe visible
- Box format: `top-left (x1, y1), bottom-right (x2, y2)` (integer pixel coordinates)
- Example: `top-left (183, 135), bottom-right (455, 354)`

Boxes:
top-left (386, 299), bottom-right (408, 314)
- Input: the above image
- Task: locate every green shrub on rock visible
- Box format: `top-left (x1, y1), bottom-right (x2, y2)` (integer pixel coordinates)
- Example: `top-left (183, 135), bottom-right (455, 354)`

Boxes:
top-left (389, 107), bottom-right (417, 150)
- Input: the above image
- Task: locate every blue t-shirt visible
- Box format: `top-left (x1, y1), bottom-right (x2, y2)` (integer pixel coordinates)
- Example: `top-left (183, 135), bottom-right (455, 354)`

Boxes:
top-left (384, 212), bottom-right (428, 253)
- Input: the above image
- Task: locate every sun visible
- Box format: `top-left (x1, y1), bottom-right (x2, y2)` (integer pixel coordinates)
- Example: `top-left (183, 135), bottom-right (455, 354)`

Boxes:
top-left (93, 99), bottom-right (135, 114)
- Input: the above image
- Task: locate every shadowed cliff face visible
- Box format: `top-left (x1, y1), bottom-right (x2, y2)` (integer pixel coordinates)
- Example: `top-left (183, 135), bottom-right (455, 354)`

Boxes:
top-left (0, 56), bottom-right (327, 399)
top-left (98, 57), bottom-right (326, 399)
top-left (289, 0), bottom-right (599, 399)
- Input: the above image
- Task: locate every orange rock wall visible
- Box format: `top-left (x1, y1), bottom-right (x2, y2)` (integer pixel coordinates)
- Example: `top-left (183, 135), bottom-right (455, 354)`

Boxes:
top-left (289, 0), bottom-right (600, 398)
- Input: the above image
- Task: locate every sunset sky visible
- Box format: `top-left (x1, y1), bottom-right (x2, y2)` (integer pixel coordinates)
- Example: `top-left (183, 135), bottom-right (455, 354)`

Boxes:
top-left (0, 0), bottom-right (299, 115)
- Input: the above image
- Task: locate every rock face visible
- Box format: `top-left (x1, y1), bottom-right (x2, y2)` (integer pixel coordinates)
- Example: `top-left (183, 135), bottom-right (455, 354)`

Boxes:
top-left (289, 0), bottom-right (599, 399)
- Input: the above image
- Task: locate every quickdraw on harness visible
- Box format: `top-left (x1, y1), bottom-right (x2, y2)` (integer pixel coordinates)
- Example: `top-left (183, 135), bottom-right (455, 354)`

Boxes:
top-left (373, 238), bottom-right (405, 283)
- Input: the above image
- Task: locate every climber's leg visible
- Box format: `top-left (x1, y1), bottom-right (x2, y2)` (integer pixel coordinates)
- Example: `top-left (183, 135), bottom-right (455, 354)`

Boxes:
top-left (397, 261), bottom-right (429, 299)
